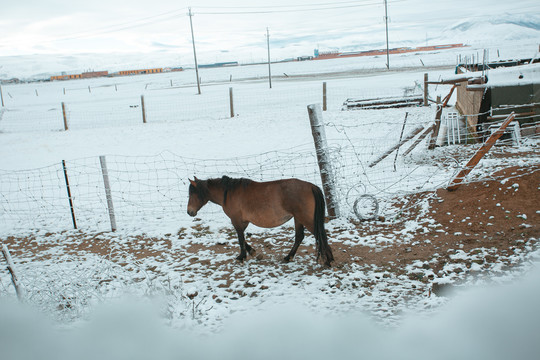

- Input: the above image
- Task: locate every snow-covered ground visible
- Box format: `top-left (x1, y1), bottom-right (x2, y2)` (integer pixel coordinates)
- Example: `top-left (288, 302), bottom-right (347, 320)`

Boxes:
top-left (1, 30), bottom-right (540, 359)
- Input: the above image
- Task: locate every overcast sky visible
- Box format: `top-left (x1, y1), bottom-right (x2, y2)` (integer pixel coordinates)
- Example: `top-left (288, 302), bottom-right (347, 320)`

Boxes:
top-left (1, 0), bottom-right (539, 63)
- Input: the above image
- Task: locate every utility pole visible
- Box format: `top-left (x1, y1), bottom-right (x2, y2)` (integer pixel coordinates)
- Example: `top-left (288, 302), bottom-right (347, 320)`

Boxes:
top-left (188, 7), bottom-right (201, 94)
top-left (384, 0), bottom-right (390, 69)
top-left (266, 27), bottom-right (272, 89)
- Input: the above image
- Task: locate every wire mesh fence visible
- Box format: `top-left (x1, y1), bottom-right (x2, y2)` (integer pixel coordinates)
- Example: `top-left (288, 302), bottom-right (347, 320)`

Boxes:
top-left (1, 76), bottom-right (539, 232)
top-left (0, 81), bottom-right (415, 133)
top-left (1, 123), bottom-right (538, 233)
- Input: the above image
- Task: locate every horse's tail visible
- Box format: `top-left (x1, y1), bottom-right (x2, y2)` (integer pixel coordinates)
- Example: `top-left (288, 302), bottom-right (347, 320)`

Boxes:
top-left (312, 185), bottom-right (334, 267)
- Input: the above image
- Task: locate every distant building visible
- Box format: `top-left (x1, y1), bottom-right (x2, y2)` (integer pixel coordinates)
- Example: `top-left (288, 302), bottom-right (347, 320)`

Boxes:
top-left (81, 71), bottom-right (109, 79)
top-left (116, 68), bottom-right (163, 76)
top-left (51, 70), bottom-right (108, 81)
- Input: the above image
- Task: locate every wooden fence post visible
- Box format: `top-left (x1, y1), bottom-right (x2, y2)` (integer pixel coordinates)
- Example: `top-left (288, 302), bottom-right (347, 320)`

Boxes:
top-left (423, 73), bottom-right (429, 106)
top-left (99, 155), bottom-right (117, 232)
top-left (229, 87), bottom-right (235, 118)
top-left (447, 112), bottom-right (516, 191)
top-left (61, 102), bottom-right (68, 131)
top-left (428, 96), bottom-right (442, 149)
top-left (307, 103), bottom-right (339, 218)
top-left (62, 160), bottom-right (77, 229)
top-left (322, 82), bottom-right (327, 111)
top-left (141, 95), bottom-right (147, 124)
top-left (0, 85), bottom-right (4, 107)
top-left (2, 244), bottom-right (23, 301)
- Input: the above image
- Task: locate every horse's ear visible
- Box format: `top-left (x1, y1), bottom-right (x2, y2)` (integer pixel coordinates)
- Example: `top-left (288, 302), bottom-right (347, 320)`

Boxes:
top-left (194, 176), bottom-right (199, 181)
top-left (189, 178), bottom-right (197, 187)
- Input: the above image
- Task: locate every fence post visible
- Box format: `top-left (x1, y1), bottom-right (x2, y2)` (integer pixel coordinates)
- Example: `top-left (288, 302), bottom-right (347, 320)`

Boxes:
top-left (62, 160), bottom-right (77, 229)
top-left (229, 87), bottom-right (235, 118)
top-left (428, 95), bottom-right (442, 149)
top-left (141, 95), bottom-right (147, 123)
top-left (423, 73), bottom-right (429, 106)
top-left (2, 244), bottom-right (23, 301)
top-left (61, 102), bottom-right (68, 131)
top-left (0, 85), bottom-right (4, 107)
top-left (99, 155), bottom-right (117, 232)
top-left (322, 82), bottom-right (327, 111)
top-left (307, 103), bottom-right (339, 218)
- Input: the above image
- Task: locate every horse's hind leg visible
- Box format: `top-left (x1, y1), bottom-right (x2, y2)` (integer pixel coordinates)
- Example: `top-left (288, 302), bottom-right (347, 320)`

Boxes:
top-left (283, 221), bottom-right (304, 263)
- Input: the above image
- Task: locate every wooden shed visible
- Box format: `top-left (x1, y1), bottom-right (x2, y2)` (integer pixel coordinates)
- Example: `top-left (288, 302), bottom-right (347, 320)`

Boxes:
top-left (436, 60), bottom-right (540, 140)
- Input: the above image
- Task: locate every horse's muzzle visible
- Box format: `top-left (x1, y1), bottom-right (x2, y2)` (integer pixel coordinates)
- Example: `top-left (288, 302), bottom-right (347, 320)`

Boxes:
top-left (187, 209), bottom-right (197, 217)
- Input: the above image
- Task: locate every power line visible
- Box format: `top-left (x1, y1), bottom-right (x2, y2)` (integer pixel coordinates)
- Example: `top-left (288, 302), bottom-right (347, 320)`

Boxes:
top-left (193, 0), bottom-right (380, 9)
top-left (194, 2), bottom-right (398, 15)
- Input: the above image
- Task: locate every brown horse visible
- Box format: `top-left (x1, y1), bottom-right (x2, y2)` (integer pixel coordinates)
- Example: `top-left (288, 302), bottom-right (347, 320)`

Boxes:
top-left (187, 176), bottom-right (334, 267)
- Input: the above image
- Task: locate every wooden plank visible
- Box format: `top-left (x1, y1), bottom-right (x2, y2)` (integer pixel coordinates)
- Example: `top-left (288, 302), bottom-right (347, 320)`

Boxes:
top-left (447, 112), bottom-right (516, 191)
top-left (426, 75), bottom-right (482, 85)
top-left (402, 123), bottom-right (436, 156)
top-left (487, 111), bottom-right (535, 121)
top-left (369, 124), bottom-right (424, 167)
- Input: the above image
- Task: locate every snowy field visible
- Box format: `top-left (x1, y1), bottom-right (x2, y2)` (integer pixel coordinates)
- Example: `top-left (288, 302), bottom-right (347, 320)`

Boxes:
top-left (1, 39), bottom-right (540, 359)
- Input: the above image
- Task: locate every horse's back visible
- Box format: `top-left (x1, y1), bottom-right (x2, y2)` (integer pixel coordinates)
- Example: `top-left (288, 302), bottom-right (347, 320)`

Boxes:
top-left (230, 178), bottom-right (317, 228)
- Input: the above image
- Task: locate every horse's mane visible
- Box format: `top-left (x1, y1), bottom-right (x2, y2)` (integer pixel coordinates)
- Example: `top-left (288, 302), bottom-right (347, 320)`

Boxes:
top-left (191, 176), bottom-right (252, 204)
top-left (213, 176), bottom-right (252, 204)
top-left (219, 176), bottom-right (252, 191)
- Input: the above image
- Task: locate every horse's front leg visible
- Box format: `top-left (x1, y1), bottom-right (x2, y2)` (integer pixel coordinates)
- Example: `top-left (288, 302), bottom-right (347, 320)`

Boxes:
top-left (233, 222), bottom-right (249, 262)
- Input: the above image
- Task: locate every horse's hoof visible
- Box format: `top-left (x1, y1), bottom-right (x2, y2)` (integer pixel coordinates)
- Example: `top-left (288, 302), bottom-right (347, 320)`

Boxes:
top-left (256, 253), bottom-right (264, 260)
top-left (247, 248), bottom-right (257, 256)
top-left (282, 256), bottom-right (291, 263)
top-left (235, 255), bottom-right (246, 263)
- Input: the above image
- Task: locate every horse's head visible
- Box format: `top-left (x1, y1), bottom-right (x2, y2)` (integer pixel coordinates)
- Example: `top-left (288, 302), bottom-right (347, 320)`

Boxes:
top-left (187, 177), bottom-right (209, 217)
